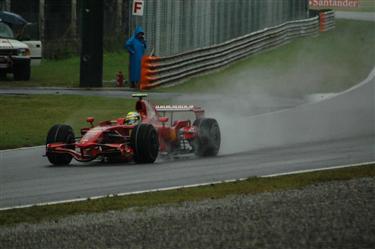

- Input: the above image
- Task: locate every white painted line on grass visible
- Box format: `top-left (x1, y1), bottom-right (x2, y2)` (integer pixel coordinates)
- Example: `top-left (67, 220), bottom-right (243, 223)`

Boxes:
top-left (0, 161), bottom-right (373, 211)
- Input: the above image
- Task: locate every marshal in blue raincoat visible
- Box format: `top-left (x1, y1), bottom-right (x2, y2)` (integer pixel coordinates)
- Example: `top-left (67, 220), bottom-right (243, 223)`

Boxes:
top-left (124, 26), bottom-right (146, 85)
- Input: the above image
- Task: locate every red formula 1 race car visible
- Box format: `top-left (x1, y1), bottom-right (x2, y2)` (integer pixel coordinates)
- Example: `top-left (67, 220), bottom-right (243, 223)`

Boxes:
top-left (45, 93), bottom-right (221, 166)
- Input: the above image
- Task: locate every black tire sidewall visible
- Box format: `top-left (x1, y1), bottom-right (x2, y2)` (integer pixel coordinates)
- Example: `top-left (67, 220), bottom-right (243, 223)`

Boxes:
top-left (13, 59), bottom-right (31, 81)
top-left (46, 124), bottom-right (75, 165)
top-left (131, 124), bottom-right (159, 164)
top-left (194, 118), bottom-right (221, 157)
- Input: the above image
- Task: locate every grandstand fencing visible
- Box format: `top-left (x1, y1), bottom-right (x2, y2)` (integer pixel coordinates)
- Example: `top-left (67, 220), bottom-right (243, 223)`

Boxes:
top-left (130, 0), bottom-right (309, 57)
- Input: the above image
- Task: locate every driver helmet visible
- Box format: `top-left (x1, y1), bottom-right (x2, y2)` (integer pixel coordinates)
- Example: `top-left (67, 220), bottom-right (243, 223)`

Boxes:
top-left (125, 111), bottom-right (140, 125)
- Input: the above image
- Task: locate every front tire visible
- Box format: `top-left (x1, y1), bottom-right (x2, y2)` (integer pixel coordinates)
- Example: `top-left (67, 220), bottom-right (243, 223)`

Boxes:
top-left (13, 60), bottom-right (31, 81)
top-left (46, 124), bottom-right (75, 166)
top-left (131, 124), bottom-right (159, 164)
top-left (193, 118), bottom-right (221, 157)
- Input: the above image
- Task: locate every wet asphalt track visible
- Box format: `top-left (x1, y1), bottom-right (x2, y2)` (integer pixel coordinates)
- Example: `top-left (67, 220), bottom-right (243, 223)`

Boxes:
top-left (1, 69), bottom-right (375, 209)
top-left (0, 88), bottom-right (310, 209)
top-left (1, 12), bottom-right (374, 212)
top-left (0, 135), bottom-right (374, 209)
top-left (336, 11), bottom-right (375, 22)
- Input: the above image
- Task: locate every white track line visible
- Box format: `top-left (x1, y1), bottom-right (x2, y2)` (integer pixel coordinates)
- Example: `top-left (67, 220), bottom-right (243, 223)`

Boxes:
top-left (261, 161), bottom-right (375, 177)
top-left (0, 145), bottom-right (44, 153)
top-left (0, 161), bottom-right (373, 211)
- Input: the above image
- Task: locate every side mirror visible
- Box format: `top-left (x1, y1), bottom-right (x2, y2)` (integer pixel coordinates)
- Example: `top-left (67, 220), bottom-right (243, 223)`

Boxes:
top-left (159, 117), bottom-right (169, 123)
top-left (87, 117), bottom-right (95, 127)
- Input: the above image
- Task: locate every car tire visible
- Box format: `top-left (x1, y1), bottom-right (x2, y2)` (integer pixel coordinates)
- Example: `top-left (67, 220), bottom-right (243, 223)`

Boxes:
top-left (46, 124), bottom-right (75, 166)
top-left (0, 71), bottom-right (6, 80)
top-left (131, 124), bottom-right (159, 164)
top-left (13, 60), bottom-right (31, 81)
top-left (193, 118), bottom-right (221, 157)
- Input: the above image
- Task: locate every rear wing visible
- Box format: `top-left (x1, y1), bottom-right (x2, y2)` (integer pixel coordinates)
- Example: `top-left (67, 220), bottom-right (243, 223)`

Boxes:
top-left (155, 105), bottom-right (203, 112)
top-left (155, 104), bottom-right (205, 118)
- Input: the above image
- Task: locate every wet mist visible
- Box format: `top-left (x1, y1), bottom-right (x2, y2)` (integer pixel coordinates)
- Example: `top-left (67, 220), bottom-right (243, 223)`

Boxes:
top-left (172, 65), bottom-right (375, 155)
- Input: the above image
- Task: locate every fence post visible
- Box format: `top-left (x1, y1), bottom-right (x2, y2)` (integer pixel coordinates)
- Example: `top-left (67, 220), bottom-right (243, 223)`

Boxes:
top-left (71, 0), bottom-right (78, 39)
top-left (4, 0), bottom-right (10, 11)
top-left (39, 0), bottom-right (45, 43)
top-left (116, 0), bottom-right (123, 34)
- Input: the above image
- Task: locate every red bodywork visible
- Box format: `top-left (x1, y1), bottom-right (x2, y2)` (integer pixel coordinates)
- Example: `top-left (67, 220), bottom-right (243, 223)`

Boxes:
top-left (46, 97), bottom-right (205, 163)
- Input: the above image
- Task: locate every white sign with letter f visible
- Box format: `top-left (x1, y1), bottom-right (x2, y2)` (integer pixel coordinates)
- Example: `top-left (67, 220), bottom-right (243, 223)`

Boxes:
top-left (132, 0), bottom-right (144, 16)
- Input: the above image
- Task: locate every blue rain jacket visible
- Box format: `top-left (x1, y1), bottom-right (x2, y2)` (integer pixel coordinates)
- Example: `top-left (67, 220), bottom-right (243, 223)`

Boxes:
top-left (125, 26), bottom-right (147, 83)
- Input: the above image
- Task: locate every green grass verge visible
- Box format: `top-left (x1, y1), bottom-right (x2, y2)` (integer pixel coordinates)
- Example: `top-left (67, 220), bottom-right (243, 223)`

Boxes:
top-left (357, 0), bottom-right (375, 11)
top-left (0, 95), bottom-right (144, 149)
top-left (0, 52), bottom-right (129, 87)
top-left (1, 20), bottom-right (373, 93)
top-left (0, 164), bottom-right (374, 227)
top-left (159, 20), bottom-right (375, 96)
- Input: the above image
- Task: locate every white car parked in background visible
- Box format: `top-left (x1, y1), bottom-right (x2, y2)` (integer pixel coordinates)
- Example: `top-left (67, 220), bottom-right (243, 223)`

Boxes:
top-left (0, 21), bottom-right (42, 81)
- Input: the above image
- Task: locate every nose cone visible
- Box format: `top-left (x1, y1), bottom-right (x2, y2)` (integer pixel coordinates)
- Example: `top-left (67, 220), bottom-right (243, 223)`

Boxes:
top-left (77, 126), bottom-right (106, 146)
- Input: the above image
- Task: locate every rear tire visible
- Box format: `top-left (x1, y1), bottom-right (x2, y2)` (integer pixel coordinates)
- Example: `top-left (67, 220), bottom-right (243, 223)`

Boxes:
top-left (131, 124), bottom-right (159, 164)
top-left (193, 118), bottom-right (221, 157)
top-left (46, 124), bottom-right (75, 166)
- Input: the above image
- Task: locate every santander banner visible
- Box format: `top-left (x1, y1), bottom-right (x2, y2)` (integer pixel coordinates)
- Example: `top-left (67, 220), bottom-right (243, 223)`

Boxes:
top-left (309, 0), bottom-right (360, 8)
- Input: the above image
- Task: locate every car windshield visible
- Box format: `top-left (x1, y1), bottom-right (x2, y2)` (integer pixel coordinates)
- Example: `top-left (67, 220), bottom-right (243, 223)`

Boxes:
top-left (18, 23), bottom-right (39, 41)
top-left (0, 22), bottom-right (14, 39)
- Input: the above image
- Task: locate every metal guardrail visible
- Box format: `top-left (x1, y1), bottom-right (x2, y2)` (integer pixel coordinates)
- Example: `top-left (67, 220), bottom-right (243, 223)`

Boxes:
top-left (140, 12), bottom-right (333, 90)
top-left (132, 0), bottom-right (309, 57)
